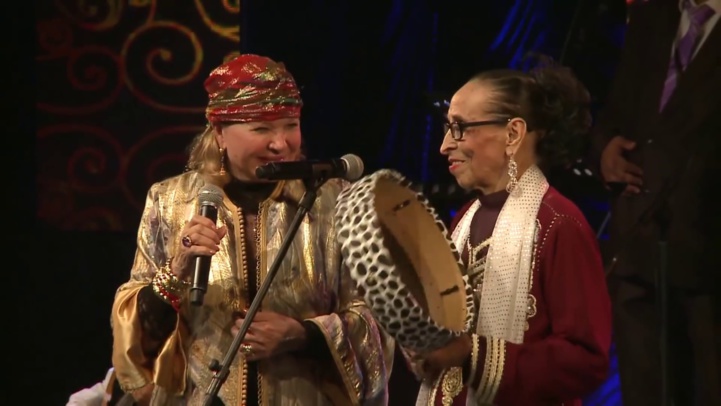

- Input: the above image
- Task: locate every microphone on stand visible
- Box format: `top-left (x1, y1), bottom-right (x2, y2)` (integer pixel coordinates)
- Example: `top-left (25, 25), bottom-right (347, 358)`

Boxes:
top-left (255, 154), bottom-right (365, 181)
top-left (189, 184), bottom-right (225, 306)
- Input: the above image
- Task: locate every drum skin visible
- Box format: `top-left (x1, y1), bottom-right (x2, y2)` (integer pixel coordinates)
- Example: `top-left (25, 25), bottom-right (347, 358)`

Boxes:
top-left (335, 169), bottom-right (475, 353)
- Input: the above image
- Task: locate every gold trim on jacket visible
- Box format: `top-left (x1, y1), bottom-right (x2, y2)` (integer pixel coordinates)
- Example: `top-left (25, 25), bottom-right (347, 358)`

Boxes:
top-left (111, 171), bottom-right (393, 405)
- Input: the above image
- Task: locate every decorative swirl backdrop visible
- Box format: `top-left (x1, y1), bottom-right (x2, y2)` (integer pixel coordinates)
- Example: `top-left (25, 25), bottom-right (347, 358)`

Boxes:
top-left (36, 0), bottom-right (240, 231)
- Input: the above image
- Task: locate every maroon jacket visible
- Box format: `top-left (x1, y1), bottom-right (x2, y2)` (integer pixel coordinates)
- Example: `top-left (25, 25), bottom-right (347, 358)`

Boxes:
top-left (433, 187), bottom-right (612, 406)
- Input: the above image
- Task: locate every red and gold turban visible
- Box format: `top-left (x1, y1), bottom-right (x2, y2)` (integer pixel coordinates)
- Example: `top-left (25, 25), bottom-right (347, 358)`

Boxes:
top-left (204, 54), bottom-right (303, 124)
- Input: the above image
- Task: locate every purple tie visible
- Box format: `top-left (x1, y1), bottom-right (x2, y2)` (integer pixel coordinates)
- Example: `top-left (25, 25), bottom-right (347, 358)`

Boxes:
top-left (659, 2), bottom-right (715, 111)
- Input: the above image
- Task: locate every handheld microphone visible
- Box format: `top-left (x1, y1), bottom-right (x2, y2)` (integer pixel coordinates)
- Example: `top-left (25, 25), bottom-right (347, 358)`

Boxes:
top-left (255, 154), bottom-right (365, 182)
top-left (189, 184), bottom-right (224, 306)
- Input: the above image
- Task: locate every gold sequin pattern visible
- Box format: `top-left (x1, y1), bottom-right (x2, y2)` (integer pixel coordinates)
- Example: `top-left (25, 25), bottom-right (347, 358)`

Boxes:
top-left (110, 172), bottom-right (392, 405)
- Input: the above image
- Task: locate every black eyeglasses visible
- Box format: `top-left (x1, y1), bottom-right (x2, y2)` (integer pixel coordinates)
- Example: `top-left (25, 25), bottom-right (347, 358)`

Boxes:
top-left (443, 118), bottom-right (511, 140)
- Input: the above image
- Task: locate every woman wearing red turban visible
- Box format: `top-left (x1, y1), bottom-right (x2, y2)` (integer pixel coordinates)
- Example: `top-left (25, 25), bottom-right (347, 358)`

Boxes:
top-left (110, 54), bottom-right (393, 406)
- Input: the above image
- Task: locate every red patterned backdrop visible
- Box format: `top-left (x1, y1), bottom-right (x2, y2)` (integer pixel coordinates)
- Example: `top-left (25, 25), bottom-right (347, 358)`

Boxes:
top-left (35, 0), bottom-right (240, 231)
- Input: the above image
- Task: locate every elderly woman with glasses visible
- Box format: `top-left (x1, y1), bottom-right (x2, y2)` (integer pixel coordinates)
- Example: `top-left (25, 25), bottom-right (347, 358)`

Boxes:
top-left (406, 60), bottom-right (612, 406)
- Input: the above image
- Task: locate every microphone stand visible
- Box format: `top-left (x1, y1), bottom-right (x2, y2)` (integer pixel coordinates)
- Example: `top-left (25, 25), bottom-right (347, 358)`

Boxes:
top-left (201, 175), bottom-right (328, 406)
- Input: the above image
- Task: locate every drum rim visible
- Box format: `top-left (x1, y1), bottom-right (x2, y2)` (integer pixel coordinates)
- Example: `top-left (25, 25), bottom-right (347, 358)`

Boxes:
top-left (336, 169), bottom-right (475, 352)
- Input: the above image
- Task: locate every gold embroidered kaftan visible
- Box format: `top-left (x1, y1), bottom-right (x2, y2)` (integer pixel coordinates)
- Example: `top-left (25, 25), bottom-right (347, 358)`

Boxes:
top-left (111, 171), bottom-right (393, 406)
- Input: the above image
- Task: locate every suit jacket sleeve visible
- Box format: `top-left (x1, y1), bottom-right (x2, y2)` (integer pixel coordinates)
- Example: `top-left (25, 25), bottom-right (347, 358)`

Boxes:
top-left (588, 2), bottom-right (650, 177)
top-left (472, 215), bottom-right (612, 404)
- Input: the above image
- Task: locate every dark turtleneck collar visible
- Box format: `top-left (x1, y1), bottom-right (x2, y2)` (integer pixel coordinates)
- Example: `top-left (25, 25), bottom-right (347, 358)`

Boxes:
top-left (223, 178), bottom-right (280, 213)
top-left (477, 189), bottom-right (509, 209)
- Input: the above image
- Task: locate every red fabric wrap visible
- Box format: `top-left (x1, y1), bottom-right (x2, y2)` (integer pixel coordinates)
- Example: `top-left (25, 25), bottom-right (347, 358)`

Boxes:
top-left (204, 54), bottom-right (302, 124)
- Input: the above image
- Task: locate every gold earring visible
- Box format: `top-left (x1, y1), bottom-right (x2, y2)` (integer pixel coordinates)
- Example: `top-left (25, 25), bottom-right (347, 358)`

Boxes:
top-left (219, 148), bottom-right (226, 176)
top-left (506, 155), bottom-right (518, 194)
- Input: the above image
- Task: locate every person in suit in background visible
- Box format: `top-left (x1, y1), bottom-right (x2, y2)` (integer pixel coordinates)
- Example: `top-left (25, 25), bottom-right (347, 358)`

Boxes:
top-left (589, 0), bottom-right (721, 404)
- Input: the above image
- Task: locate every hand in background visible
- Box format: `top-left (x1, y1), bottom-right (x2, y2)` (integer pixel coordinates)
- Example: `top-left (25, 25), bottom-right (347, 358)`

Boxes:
top-left (600, 135), bottom-right (643, 195)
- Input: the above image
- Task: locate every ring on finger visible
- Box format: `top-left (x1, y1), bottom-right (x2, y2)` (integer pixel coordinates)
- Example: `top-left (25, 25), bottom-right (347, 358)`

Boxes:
top-left (181, 235), bottom-right (193, 248)
top-left (240, 343), bottom-right (253, 356)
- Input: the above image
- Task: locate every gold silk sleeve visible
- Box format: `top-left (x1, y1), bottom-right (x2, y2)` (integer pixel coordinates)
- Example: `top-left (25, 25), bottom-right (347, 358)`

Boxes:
top-left (110, 184), bottom-right (188, 396)
top-left (306, 269), bottom-right (395, 406)
top-left (305, 197), bottom-right (394, 406)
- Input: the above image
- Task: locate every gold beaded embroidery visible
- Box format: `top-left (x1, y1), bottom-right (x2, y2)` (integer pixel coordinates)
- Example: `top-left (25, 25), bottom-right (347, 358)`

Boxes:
top-left (475, 338), bottom-right (506, 404)
top-left (255, 201), bottom-right (264, 406)
top-left (467, 334), bottom-right (480, 386)
top-left (236, 206), bottom-right (249, 405)
top-left (441, 367), bottom-right (463, 405)
top-left (525, 221), bottom-right (540, 331)
top-left (467, 237), bottom-right (492, 300)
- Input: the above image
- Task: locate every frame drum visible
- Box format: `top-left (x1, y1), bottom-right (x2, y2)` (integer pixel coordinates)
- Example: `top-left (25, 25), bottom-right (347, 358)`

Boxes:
top-left (335, 169), bottom-right (474, 352)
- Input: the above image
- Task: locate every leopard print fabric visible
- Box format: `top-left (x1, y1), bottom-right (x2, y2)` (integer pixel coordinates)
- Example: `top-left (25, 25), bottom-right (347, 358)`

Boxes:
top-left (335, 169), bottom-right (475, 352)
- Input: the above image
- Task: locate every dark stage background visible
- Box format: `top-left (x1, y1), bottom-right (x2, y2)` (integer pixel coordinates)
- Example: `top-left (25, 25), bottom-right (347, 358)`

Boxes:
top-left (19, 0), bottom-right (629, 404)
